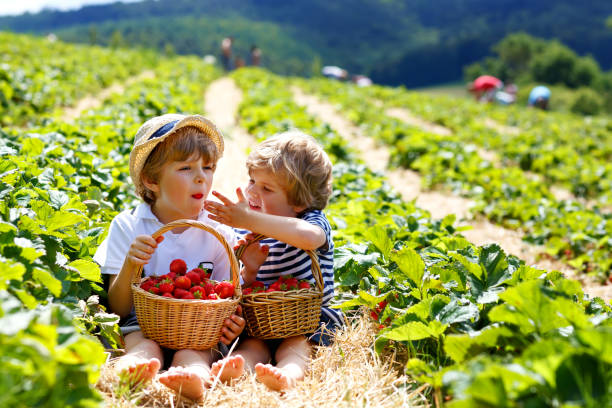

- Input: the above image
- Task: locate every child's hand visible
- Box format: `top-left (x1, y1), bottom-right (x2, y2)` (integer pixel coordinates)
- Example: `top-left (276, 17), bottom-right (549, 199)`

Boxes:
top-left (126, 235), bottom-right (164, 265)
top-left (239, 237), bottom-right (269, 286)
top-left (204, 188), bottom-right (251, 228)
top-left (220, 305), bottom-right (246, 345)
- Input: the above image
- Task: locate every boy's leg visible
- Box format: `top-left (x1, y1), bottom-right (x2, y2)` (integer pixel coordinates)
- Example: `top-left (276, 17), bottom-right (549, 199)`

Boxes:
top-left (114, 331), bottom-right (163, 386)
top-left (255, 335), bottom-right (312, 391)
top-left (158, 348), bottom-right (217, 401)
top-left (210, 338), bottom-right (271, 383)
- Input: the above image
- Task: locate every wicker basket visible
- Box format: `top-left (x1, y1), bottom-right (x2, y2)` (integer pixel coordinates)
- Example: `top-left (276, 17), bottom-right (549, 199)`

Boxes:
top-left (131, 219), bottom-right (241, 350)
top-left (236, 236), bottom-right (323, 339)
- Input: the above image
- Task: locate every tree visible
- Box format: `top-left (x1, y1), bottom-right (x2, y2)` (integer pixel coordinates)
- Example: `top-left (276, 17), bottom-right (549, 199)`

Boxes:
top-left (569, 56), bottom-right (600, 88)
top-left (493, 32), bottom-right (545, 80)
top-left (110, 30), bottom-right (124, 49)
top-left (530, 42), bottom-right (577, 86)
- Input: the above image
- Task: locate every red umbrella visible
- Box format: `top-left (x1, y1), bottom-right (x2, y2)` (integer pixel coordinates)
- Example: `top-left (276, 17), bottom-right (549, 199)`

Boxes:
top-left (471, 75), bottom-right (502, 91)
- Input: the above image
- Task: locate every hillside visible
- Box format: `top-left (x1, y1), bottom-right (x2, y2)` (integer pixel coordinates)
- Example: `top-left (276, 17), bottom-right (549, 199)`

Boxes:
top-left (2, 31), bottom-right (612, 407)
top-left (1, 0), bottom-right (611, 87)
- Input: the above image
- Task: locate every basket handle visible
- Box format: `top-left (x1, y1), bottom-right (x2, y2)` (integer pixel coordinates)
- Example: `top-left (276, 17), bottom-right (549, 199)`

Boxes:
top-left (130, 219), bottom-right (241, 294)
top-left (234, 234), bottom-right (324, 293)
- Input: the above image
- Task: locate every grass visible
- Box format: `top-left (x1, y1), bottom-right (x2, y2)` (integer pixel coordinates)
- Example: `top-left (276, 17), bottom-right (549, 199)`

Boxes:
top-left (97, 312), bottom-right (428, 407)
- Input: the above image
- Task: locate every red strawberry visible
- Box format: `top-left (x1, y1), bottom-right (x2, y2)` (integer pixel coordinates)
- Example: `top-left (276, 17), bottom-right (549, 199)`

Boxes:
top-left (203, 282), bottom-right (216, 296)
top-left (370, 300), bottom-right (388, 321)
top-left (174, 275), bottom-right (191, 290)
top-left (158, 278), bottom-right (174, 294)
top-left (185, 270), bottom-right (201, 286)
top-left (191, 267), bottom-right (211, 282)
top-left (162, 292), bottom-right (174, 298)
top-left (207, 293), bottom-right (219, 300)
top-left (173, 288), bottom-right (190, 298)
top-left (214, 281), bottom-right (235, 299)
top-left (190, 286), bottom-right (206, 298)
top-left (167, 271), bottom-right (177, 280)
top-left (148, 286), bottom-right (160, 295)
top-left (181, 292), bottom-right (195, 300)
top-left (266, 287), bottom-right (278, 292)
top-left (242, 288), bottom-right (253, 295)
top-left (140, 280), bottom-right (155, 291)
top-left (298, 281), bottom-right (311, 289)
top-left (285, 277), bottom-right (298, 290)
top-left (269, 281), bottom-right (281, 291)
top-left (251, 281), bottom-right (265, 289)
top-left (169, 259), bottom-right (187, 275)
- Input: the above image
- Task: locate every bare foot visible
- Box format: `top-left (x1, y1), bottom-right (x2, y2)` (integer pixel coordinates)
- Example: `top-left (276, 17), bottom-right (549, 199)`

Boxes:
top-left (255, 363), bottom-right (297, 391)
top-left (210, 355), bottom-right (245, 383)
top-left (115, 357), bottom-right (160, 387)
top-left (158, 366), bottom-right (208, 401)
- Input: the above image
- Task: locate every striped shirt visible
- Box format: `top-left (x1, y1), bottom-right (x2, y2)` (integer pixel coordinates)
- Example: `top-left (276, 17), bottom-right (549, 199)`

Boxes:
top-left (236, 210), bottom-right (344, 330)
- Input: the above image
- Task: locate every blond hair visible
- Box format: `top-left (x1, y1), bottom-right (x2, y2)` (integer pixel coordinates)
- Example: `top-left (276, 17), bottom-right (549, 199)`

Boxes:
top-left (138, 127), bottom-right (219, 205)
top-left (246, 131), bottom-right (332, 210)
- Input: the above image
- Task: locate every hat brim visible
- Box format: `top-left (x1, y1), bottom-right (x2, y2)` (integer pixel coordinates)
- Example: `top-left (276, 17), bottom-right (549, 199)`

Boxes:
top-left (129, 115), bottom-right (224, 194)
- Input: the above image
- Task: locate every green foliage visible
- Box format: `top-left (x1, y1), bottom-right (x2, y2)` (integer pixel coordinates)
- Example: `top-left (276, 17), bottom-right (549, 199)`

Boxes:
top-left (0, 291), bottom-right (106, 408)
top-left (1, 1), bottom-right (612, 87)
top-left (570, 88), bottom-right (604, 115)
top-left (0, 33), bottom-right (223, 405)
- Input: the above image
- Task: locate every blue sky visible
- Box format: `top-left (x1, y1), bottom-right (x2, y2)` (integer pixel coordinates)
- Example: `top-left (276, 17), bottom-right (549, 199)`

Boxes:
top-left (0, 0), bottom-right (142, 16)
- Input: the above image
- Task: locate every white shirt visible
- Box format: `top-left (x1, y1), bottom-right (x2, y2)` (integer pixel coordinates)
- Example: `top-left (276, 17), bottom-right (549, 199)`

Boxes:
top-left (93, 203), bottom-right (237, 282)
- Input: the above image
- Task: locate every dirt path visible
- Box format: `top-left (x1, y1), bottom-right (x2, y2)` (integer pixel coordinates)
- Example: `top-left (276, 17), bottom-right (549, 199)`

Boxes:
top-left (289, 87), bottom-right (612, 300)
top-left (61, 70), bottom-right (155, 122)
top-left (205, 77), bottom-right (256, 199)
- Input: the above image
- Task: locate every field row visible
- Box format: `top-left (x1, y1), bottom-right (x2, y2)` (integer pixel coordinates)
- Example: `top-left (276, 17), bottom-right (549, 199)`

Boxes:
top-left (230, 68), bottom-right (612, 407)
top-left (296, 77), bottom-right (612, 281)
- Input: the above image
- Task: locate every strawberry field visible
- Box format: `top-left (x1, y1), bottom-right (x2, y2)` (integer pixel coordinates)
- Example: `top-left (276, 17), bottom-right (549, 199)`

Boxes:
top-left (1, 32), bottom-right (611, 407)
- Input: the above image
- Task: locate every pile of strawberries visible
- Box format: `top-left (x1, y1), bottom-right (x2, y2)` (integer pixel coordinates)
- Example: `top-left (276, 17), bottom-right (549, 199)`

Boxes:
top-left (139, 259), bottom-right (234, 300)
top-left (242, 275), bottom-right (313, 295)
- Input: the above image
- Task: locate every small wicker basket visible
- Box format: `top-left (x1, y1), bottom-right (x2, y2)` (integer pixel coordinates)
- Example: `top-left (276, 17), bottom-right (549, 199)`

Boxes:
top-left (131, 219), bottom-right (241, 350)
top-left (236, 236), bottom-right (324, 339)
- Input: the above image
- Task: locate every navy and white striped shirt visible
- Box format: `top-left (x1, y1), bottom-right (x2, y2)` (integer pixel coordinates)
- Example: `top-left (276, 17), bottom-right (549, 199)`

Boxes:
top-left (236, 210), bottom-right (344, 331)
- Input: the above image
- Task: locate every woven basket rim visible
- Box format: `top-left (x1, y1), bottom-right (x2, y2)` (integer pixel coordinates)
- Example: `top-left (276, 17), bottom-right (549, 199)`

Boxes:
top-left (131, 218), bottom-right (241, 296)
top-left (235, 233), bottom-right (324, 294)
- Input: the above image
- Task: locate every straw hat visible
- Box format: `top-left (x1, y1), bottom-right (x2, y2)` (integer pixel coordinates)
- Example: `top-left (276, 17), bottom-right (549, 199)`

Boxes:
top-left (129, 114), bottom-right (224, 194)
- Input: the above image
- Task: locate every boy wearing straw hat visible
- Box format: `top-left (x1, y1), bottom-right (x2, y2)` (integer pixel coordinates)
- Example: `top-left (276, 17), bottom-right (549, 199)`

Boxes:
top-left (204, 130), bottom-right (344, 391)
top-left (94, 114), bottom-right (261, 400)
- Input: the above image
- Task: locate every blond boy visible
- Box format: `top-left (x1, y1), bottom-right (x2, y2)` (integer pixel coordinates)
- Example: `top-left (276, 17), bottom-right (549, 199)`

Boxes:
top-left (204, 130), bottom-right (344, 391)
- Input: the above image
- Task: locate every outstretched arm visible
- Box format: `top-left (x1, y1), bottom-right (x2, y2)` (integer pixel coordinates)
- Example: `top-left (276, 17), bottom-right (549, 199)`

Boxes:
top-left (205, 189), bottom-right (326, 251)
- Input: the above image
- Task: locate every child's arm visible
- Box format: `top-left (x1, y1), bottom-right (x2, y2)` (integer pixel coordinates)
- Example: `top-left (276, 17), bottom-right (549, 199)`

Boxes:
top-left (205, 189), bottom-right (326, 251)
top-left (108, 234), bottom-right (164, 318)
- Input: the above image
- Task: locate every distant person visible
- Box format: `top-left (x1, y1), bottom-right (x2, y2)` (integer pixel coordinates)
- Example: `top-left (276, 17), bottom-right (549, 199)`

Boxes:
top-left (249, 45), bottom-right (262, 66)
top-left (322, 66), bottom-right (348, 81)
top-left (352, 75), bottom-right (372, 87)
top-left (528, 85), bottom-right (551, 110)
top-left (221, 36), bottom-right (233, 71)
top-left (494, 83), bottom-right (517, 105)
top-left (468, 75), bottom-right (502, 103)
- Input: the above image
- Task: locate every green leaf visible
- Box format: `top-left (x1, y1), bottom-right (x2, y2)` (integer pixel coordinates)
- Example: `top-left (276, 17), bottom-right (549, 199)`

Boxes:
top-left (45, 211), bottom-right (86, 232)
top-left (22, 138), bottom-right (44, 156)
top-left (364, 225), bottom-right (393, 258)
top-left (0, 261), bottom-right (26, 289)
top-left (33, 268), bottom-right (62, 297)
top-left (66, 260), bottom-right (101, 283)
top-left (390, 247), bottom-right (425, 285)
top-left (436, 299), bottom-right (479, 325)
top-left (383, 320), bottom-right (448, 341)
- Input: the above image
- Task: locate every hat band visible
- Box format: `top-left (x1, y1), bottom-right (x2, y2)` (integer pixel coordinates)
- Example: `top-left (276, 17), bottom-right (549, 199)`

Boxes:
top-left (148, 120), bottom-right (179, 140)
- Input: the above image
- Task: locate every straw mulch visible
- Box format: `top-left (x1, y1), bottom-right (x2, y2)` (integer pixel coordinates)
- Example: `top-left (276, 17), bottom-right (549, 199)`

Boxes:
top-left (97, 313), bottom-right (429, 407)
